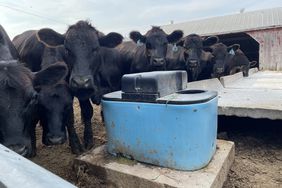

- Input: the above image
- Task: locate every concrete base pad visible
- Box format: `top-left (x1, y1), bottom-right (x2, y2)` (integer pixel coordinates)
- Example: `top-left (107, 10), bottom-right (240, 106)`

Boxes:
top-left (73, 140), bottom-right (235, 188)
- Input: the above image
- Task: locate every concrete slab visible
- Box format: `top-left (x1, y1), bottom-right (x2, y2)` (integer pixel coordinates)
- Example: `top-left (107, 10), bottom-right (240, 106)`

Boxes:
top-left (187, 78), bottom-right (223, 92)
top-left (218, 88), bottom-right (282, 119)
top-left (74, 140), bottom-right (235, 188)
top-left (185, 71), bottom-right (282, 119)
top-left (217, 71), bottom-right (282, 119)
top-left (220, 72), bottom-right (243, 87)
top-left (223, 70), bottom-right (282, 90)
top-left (248, 67), bottom-right (259, 75)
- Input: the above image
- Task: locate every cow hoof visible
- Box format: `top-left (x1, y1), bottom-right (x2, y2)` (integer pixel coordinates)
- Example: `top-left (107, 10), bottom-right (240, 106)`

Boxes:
top-left (27, 150), bottom-right (36, 158)
top-left (71, 146), bottom-right (84, 155)
top-left (84, 140), bottom-right (94, 150)
top-left (70, 141), bottom-right (84, 154)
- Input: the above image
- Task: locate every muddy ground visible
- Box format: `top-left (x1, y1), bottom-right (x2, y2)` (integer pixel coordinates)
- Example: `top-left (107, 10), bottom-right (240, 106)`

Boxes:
top-left (31, 99), bottom-right (282, 188)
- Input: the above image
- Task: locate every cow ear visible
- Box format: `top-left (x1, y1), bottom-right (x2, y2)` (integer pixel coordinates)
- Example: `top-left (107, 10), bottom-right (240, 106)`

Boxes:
top-left (228, 44), bottom-right (240, 52)
top-left (130, 31), bottom-right (146, 43)
top-left (37, 28), bottom-right (65, 47)
top-left (99, 32), bottom-right (123, 48)
top-left (250, 61), bottom-right (258, 67)
top-left (203, 36), bottom-right (218, 47)
top-left (176, 38), bottom-right (184, 46)
top-left (33, 62), bottom-right (68, 88)
top-left (204, 46), bottom-right (213, 53)
top-left (0, 32), bottom-right (3, 43)
top-left (167, 30), bottom-right (183, 43)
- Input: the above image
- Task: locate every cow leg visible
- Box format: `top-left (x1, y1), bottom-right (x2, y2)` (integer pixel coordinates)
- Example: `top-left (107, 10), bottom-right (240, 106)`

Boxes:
top-left (100, 106), bottom-right (104, 122)
top-left (30, 116), bottom-right (40, 157)
top-left (90, 87), bottom-right (110, 123)
top-left (30, 125), bottom-right (37, 157)
top-left (242, 65), bottom-right (249, 77)
top-left (79, 99), bottom-right (94, 150)
top-left (66, 105), bottom-right (84, 154)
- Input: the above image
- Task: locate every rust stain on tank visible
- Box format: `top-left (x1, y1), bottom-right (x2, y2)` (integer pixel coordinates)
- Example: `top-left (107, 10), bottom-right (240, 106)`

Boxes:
top-left (148, 149), bottom-right (158, 155)
top-left (136, 138), bottom-right (141, 146)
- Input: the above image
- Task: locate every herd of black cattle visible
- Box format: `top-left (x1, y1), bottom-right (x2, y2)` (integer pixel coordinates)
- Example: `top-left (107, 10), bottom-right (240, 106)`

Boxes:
top-left (0, 20), bottom-right (257, 158)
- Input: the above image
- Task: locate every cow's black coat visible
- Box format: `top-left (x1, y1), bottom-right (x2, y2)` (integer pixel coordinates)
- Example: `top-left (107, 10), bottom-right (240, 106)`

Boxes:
top-left (166, 34), bottom-right (218, 81)
top-left (0, 26), bottom-right (67, 157)
top-left (116, 27), bottom-right (183, 73)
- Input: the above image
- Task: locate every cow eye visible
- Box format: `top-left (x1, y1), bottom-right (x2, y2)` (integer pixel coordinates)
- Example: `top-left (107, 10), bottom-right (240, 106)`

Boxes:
top-left (92, 46), bottom-right (99, 53)
top-left (146, 43), bottom-right (152, 49)
top-left (184, 51), bottom-right (189, 59)
top-left (64, 104), bottom-right (72, 112)
top-left (51, 93), bottom-right (60, 99)
top-left (65, 48), bottom-right (72, 56)
top-left (23, 92), bottom-right (38, 113)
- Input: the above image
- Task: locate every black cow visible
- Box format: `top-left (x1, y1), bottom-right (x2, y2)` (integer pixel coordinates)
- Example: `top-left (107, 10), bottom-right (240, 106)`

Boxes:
top-left (39, 46), bottom-right (83, 154)
top-left (13, 31), bottom-right (84, 154)
top-left (116, 26), bottom-right (183, 73)
top-left (13, 29), bottom-right (65, 71)
top-left (207, 43), bottom-right (253, 78)
top-left (166, 34), bottom-right (218, 81)
top-left (30, 21), bottom-right (124, 150)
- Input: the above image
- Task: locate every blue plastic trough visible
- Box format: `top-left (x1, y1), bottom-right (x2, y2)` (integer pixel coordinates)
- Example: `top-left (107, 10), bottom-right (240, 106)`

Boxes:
top-left (102, 71), bottom-right (218, 171)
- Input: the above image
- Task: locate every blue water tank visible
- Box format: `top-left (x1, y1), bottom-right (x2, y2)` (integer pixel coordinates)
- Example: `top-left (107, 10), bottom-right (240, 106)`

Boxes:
top-left (102, 71), bottom-right (218, 171)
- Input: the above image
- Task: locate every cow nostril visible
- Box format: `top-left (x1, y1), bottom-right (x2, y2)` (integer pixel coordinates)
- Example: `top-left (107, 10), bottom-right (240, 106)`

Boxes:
top-left (71, 76), bottom-right (93, 89)
top-left (84, 78), bottom-right (91, 83)
top-left (48, 136), bottom-right (65, 145)
top-left (71, 77), bottom-right (80, 87)
top-left (216, 68), bottom-right (224, 73)
top-left (84, 78), bottom-right (92, 88)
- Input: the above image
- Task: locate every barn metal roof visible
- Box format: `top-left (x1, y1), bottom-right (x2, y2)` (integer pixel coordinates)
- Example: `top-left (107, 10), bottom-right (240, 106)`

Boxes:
top-left (161, 7), bottom-right (282, 36)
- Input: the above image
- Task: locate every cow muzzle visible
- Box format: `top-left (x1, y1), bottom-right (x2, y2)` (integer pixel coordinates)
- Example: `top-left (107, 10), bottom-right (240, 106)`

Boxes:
top-left (216, 67), bottom-right (224, 74)
top-left (47, 135), bottom-right (66, 145)
top-left (70, 75), bottom-right (94, 90)
top-left (152, 58), bottom-right (166, 66)
top-left (188, 60), bottom-right (199, 69)
top-left (8, 144), bottom-right (29, 157)
top-left (44, 133), bottom-right (66, 145)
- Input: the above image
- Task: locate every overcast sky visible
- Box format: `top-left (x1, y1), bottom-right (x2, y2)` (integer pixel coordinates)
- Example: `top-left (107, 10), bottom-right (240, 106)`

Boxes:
top-left (1, 0), bottom-right (282, 39)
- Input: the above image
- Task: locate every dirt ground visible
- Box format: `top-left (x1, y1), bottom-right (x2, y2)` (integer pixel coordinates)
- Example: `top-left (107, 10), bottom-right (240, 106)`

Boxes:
top-left (31, 99), bottom-right (282, 188)
top-left (220, 117), bottom-right (282, 188)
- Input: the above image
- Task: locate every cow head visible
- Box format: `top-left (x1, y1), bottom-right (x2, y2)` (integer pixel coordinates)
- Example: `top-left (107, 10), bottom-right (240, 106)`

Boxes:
top-left (38, 80), bottom-right (73, 146)
top-left (0, 61), bottom-right (67, 157)
top-left (177, 34), bottom-right (218, 81)
top-left (130, 27), bottom-right (183, 70)
top-left (208, 43), bottom-right (240, 78)
top-left (37, 21), bottom-right (123, 100)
